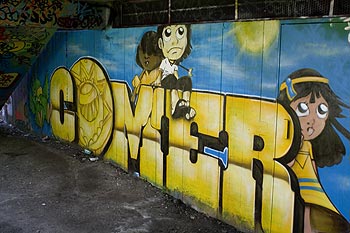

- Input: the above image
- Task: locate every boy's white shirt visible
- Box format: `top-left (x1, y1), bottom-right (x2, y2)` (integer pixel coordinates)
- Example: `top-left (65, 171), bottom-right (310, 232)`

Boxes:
top-left (160, 58), bottom-right (178, 80)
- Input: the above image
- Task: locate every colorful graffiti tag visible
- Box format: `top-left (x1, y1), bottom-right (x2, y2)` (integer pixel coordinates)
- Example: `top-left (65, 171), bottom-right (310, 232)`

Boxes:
top-left (0, 0), bottom-right (110, 107)
top-left (11, 18), bottom-right (350, 232)
top-left (0, 1), bottom-right (106, 29)
top-left (0, 26), bottom-right (55, 109)
top-left (50, 56), bottom-right (302, 232)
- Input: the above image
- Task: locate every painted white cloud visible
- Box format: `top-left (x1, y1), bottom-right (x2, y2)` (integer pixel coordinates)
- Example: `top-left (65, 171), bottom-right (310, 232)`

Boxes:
top-left (334, 174), bottom-right (350, 191)
top-left (194, 56), bottom-right (246, 82)
top-left (302, 43), bottom-right (345, 57)
top-left (101, 31), bottom-right (139, 55)
top-left (67, 44), bottom-right (88, 55)
top-left (280, 41), bottom-right (349, 69)
top-left (97, 58), bottom-right (120, 75)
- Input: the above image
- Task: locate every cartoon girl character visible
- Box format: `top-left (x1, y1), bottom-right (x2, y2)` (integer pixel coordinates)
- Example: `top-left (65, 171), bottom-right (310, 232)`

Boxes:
top-left (278, 68), bottom-right (350, 233)
top-left (131, 31), bottom-right (163, 103)
top-left (155, 24), bottom-right (196, 120)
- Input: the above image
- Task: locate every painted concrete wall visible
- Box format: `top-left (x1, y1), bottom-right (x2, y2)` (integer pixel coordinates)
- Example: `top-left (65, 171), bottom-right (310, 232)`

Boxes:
top-left (9, 18), bottom-right (350, 232)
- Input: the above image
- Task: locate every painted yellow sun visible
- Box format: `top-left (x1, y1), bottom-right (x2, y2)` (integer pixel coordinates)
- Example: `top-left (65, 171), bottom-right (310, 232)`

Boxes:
top-left (233, 20), bottom-right (280, 54)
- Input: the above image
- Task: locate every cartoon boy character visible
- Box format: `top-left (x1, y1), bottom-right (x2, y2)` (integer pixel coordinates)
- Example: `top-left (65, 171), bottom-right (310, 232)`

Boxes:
top-left (155, 24), bottom-right (196, 120)
top-left (131, 31), bottom-right (163, 103)
top-left (278, 68), bottom-right (350, 233)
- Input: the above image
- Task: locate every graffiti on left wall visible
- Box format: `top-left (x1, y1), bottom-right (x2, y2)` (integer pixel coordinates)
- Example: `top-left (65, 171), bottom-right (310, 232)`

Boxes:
top-left (0, 25), bottom-right (55, 103)
top-left (0, 72), bottom-right (18, 88)
top-left (0, 25), bottom-right (55, 108)
top-left (0, 27), bottom-right (53, 66)
top-left (0, 0), bottom-right (63, 26)
top-left (29, 73), bottom-right (50, 129)
top-left (0, 0), bottom-right (106, 29)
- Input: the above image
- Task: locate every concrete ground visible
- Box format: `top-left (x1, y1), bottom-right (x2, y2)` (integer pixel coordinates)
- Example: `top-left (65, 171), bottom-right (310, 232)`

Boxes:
top-left (0, 123), bottom-right (242, 233)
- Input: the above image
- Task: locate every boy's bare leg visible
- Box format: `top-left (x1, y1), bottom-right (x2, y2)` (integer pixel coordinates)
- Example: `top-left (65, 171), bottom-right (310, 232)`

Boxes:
top-left (171, 89), bottom-right (179, 114)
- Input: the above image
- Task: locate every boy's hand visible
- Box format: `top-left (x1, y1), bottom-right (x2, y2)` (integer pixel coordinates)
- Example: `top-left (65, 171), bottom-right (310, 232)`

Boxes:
top-left (188, 68), bottom-right (193, 77)
top-left (153, 77), bottom-right (161, 87)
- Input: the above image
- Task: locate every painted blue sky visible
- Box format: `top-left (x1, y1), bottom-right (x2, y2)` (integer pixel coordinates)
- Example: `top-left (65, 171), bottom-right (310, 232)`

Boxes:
top-left (45, 18), bottom-right (350, 220)
top-left (57, 22), bottom-right (281, 98)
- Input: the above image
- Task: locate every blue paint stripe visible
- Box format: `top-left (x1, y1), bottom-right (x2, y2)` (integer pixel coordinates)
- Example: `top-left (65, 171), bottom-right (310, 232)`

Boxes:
top-left (299, 186), bottom-right (323, 192)
top-left (203, 146), bottom-right (228, 169)
top-left (298, 178), bottom-right (318, 183)
top-left (204, 147), bottom-right (220, 157)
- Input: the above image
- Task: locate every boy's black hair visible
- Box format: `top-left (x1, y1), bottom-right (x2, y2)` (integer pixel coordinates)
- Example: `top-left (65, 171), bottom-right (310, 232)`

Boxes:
top-left (278, 68), bottom-right (350, 167)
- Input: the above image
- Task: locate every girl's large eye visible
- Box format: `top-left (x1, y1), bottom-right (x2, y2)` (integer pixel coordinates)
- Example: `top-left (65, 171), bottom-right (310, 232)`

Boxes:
top-left (295, 102), bottom-right (309, 117)
top-left (317, 103), bottom-right (328, 119)
top-left (163, 28), bottom-right (172, 42)
top-left (176, 26), bottom-right (185, 40)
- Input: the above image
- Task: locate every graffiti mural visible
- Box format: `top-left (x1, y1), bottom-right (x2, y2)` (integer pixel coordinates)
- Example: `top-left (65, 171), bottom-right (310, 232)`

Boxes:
top-left (50, 58), bottom-right (114, 154)
top-left (10, 18), bottom-right (350, 233)
top-left (29, 73), bottom-right (50, 129)
top-left (0, 25), bottom-right (55, 108)
top-left (131, 31), bottom-right (162, 103)
top-left (0, 26), bottom-right (54, 64)
top-left (0, 72), bottom-right (18, 88)
top-left (0, 1), bottom-right (107, 29)
top-left (155, 24), bottom-right (196, 121)
top-left (0, 0), bottom-right (63, 26)
top-left (49, 58), bottom-right (300, 232)
top-left (0, 0), bottom-right (111, 110)
top-left (57, 1), bottom-right (104, 29)
top-left (277, 68), bottom-right (350, 232)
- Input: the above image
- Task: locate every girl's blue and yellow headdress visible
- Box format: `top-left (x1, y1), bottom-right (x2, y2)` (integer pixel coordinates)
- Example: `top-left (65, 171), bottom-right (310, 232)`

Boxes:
top-left (280, 76), bottom-right (329, 100)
